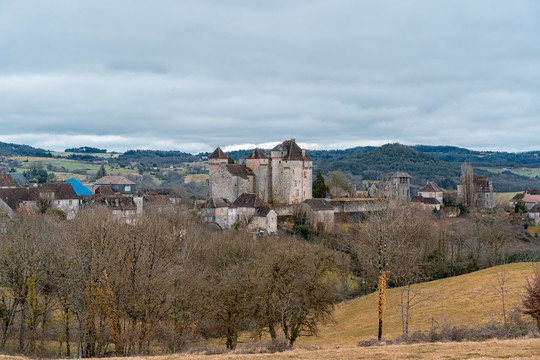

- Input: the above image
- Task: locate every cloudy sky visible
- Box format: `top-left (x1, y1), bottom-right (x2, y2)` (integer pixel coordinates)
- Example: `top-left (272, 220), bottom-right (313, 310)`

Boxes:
top-left (1, 1), bottom-right (539, 153)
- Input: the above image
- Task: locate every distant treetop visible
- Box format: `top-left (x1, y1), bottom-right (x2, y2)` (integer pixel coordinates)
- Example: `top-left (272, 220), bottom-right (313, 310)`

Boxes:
top-left (65, 146), bottom-right (107, 153)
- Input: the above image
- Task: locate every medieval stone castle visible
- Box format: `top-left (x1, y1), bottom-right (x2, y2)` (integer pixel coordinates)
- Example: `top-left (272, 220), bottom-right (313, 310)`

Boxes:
top-left (208, 139), bottom-right (313, 205)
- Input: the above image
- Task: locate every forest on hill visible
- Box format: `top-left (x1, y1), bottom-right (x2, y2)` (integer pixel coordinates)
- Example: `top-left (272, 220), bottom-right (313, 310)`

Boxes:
top-left (317, 144), bottom-right (540, 192)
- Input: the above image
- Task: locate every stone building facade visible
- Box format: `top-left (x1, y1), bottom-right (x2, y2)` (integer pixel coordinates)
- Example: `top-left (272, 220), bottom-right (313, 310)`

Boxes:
top-left (208, 139), bottom-right (312, 206)
top-left (457, 175), bottom-right (496, 209)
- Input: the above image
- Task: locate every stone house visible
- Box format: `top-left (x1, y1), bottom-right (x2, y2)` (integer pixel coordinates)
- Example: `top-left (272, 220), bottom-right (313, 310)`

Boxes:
top-left (301, 198), bottom-right (335, 232)
top-left (201, 193), bottom-right (277, 234)
top-left (201, 197), bottom-right (237, 229)
top-left (411, 195), bottom-right (441, 211)
top-left (208, 139), bottom-right (312, 206)
top-left (529, 204), bottom-right (540, 224)
top-left (0, 183), bottom-right (80, 219)
top-left (457, 175), bottom-right (496, 209)
top-left (232, 193), bottom-right (277, 234)
top-left (418, 181), bottom-right (444, 205)
top-left (522, 194), bottom-right (540, 211)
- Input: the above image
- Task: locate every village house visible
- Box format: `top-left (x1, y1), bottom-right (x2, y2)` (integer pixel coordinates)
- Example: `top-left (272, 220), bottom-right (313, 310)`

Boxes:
top-left (418, 181), bottom-right (444, 205)
top-left (528, 204), bottom-right (540, 224)
top-left (300, 198), bottom-right (335, 232)
top-left (411, 195), bottom-right (441, 211)
top-left (201, 193), bottom-right (277, 234)
top-left (457, 175), bottom-right (496, 209)
top-left (0, 183), bottom-right (80, 219)
top-left (94, 175), bottom-right (136, 195)
top-left (509, 189), bottom-right (540, 210)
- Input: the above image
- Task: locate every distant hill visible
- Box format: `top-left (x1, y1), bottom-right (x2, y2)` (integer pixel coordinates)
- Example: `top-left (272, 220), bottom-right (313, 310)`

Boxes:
top-left (0, 141), bottom-right (52, 157)
top-left (411, 145), bottom-right (540, 167)
top-left (319, 143), bottom-right (462, 190)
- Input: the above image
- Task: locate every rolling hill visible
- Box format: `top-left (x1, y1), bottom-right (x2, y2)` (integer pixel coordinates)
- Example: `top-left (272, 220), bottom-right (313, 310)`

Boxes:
top-left (297, 262), bottom-right (539, 347)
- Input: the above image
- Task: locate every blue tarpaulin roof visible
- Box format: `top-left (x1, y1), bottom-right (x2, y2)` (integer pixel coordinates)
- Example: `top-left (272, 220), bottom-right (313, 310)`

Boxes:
top-left (65, 178), bottom-right (94, 196)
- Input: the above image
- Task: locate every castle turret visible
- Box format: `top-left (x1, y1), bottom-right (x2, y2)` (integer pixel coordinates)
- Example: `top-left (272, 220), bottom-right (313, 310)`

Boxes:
top-left (208, 147), bottom-right (228, 175)
top-left (246, 148), bottom-right (270, 201)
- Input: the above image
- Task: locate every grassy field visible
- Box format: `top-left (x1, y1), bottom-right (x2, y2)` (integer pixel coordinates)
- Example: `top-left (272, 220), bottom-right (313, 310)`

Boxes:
top-left (479, 166), bottom-right (540, 178)
top-left (497, 191), bottom-right (521, 202)
top-left (296, 262), bottom-right (538, 347)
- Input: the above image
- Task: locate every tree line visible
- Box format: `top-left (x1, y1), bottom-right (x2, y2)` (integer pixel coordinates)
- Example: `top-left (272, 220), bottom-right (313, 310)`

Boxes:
top-left (0, 208), bottom-right (337, 357)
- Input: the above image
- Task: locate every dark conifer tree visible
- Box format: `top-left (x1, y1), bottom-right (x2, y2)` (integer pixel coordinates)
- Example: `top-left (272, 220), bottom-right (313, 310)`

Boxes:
top-left (312, 169), bottom-right (328, 198)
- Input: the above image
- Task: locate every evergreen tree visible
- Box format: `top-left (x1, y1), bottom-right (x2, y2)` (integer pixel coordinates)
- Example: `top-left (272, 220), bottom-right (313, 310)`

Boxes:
top-left (228, 156), bottom-right (235, 164)
top-left (312, 169), bottom-right (328, 198)
top-left (96, 164), bottom-right (107, 179)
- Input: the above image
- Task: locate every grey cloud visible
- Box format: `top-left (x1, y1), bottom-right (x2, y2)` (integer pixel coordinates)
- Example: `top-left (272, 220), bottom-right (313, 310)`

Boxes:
top-left (0, 0), bottom-right (540, 153)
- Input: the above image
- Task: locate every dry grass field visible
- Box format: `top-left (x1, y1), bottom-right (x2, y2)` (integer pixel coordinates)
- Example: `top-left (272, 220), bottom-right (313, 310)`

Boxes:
top-left (295, 263), bottom-right (539, 348)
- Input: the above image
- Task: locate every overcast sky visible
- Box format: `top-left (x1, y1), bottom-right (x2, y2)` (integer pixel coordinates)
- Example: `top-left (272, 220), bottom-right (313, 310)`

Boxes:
top-left (1, 1), bottom-right (539, 154)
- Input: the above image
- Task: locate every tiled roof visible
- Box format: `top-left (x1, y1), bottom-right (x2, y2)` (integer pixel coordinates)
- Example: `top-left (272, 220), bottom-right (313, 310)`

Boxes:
top-left (36, 183), bottom-right (79, 200)
top-left (10, 172), bottom-right (30, 187)
top-left (147, 195), bottom-right (172, 206)
top-left (523, 194), bottom-right (540, 203)
top-left (303, 198), bottom-right (334, 211)
top-left (526, 189), bottom-right (540, 195)
top-left (282, 139), bottom-right (312, 161)
top-left (411, 195), bottom-right (424, 203)
top-left (203, 197), bottom-right (233, 209)
top-left (418, 182), bottom-right (443, 193)
top-left (226, 164), bottom-right (253, 180)
top-left (247, 148), bottom-right (268, 160)
top-left (208, 147), bottom-right (228, 160)
top-left (95, 176), bottom-right (136, 185)
top-left (0, 188), bottom-right (33, 209)
top-left (423, 197), bottom-right (440, 205)
top-left (233, 193), bottom-right (272, 217)
top-left (530, 203), bottom-right (540, 213)
top-left (95, 186), bottom-right (115, 195)
top-left (411, 195), bottom-right (440, 205)
top-left (511, 193), bottom-right (525, 201)
top-left (0, 183), bottom-right (78, 210)
top-left (0, 174), bottom-right (16, 187)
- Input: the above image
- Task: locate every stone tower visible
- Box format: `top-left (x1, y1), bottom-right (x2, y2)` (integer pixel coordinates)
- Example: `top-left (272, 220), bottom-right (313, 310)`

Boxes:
top-left (392, 172), bottom-right (411, 203)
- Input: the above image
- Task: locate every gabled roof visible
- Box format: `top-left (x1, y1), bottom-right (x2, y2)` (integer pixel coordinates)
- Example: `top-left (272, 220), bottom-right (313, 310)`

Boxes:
top-left (530, 204), bottom-right (540, 213)
top-left (208, 147), bottom-right (228, 160)
top-left (65, 178), bottom-right (94, 196)
top-left (95, 176), bottom-right (135, 185)
top-left (282, 139), bottom-right (312, 161)
top-left (511, 193), bottom-right (525, 201)
top-left (526, 189), bottom-right (540, 195)
top-left (0, 174), bottom-right (16, 187)
top-left (411, 195), bottom-right (440, 205)
top-left (203, 197), bottom-right (234, 209)
top-left (0, 188), bottom-right (34, 209)
top-left (303, 198), bottom-right (334, 211)
top-left (10, 172), bottom-right (30, 187)
top-left (233, 193), bottom-right (272, 216)
top-left (419, 182), bottom-right (443, 193)
top-left (226, 164), bottom-right (254, 180)
top-left (95, 186), bottom-right (115, 196)
top-left (36, 183), bottom-right (79, 200)
top-left (0, 183), bottom-right (78, 210)
top-left (523, 194), bottom-right (540, 203)
top-left (146, 195), bottom-right (173, 207)
top-left (247, 148), bottom-right (268, 160)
